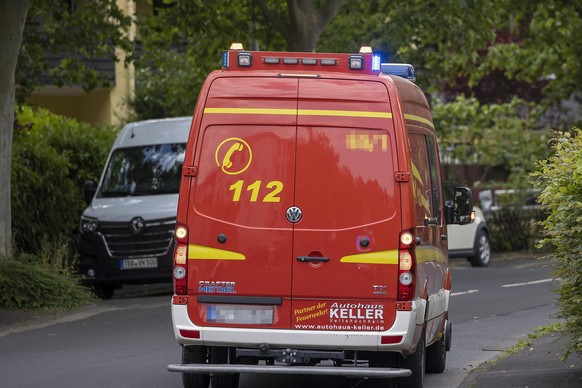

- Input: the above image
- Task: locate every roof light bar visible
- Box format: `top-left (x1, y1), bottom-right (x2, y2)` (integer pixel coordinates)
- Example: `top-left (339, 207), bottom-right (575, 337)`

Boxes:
top-left (221, 44), bottom-right (382, 74)
top-left (381, 63), bottom-right (416, 81)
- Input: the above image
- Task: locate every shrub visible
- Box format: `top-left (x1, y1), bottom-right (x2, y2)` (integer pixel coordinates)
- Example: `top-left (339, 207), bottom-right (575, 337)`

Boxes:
top-left (531, 128), bottom-right (582, 355)
top-left (0, 254), bottom-right (95, 311)
top-left (12, 106), bottom-right (116, 254)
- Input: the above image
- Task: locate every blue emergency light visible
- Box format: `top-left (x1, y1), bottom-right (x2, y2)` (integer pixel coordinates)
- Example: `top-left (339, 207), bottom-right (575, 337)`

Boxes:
top-left (381, 63), bottom-right (416, 81)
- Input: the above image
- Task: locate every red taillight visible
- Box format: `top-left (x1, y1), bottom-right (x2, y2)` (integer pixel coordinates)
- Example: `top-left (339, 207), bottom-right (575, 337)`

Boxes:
top-left (173, 223), bottom-right (188, 295)
top-left (397, 229), bottom-right (416, 301)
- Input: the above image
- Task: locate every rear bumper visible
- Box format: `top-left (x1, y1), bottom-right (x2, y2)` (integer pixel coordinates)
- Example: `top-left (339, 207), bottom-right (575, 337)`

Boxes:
top-left (167, 363), bottom-right (412, 378)
top-left (171, 298), bottom-right (426, 352)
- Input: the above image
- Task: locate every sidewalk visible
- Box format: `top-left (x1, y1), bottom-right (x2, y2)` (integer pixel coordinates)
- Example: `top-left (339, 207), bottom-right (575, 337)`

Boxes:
top-left (460, 331), bottom-right (582, 388)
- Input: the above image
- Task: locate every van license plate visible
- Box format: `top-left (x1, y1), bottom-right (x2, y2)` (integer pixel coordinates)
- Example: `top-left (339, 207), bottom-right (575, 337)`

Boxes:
top-left (120, 258), bottom-right (158, 270)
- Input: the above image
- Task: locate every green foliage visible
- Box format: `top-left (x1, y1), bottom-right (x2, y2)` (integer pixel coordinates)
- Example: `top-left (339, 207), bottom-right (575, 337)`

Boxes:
top-left (531, 128), bottom-right (582, 354)
top-left (0, 252), bottom-right (95, 311)
top-left (129, 1), bottom-right (582, 122)
top-left (470, 2), bottom-right (582, 104)
top-left (12, 106), bottom-right (116, 254)
top-left (16, 0), bottom-right (133, 101)
top-left (131, 0), bottom-right (285, 120)
top-left (323, 1), bottom-right (582, 113)
top-left (432, 96), bottom-right (551, 185)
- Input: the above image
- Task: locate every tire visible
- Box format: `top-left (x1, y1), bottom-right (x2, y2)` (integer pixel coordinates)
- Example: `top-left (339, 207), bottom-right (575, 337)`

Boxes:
top-left (469, 229), bottom-right (491, 267)
top-left (398, 329), bottom-right (426, 388)
top-left (425, 321), bottom-right (448, 373)
top-left (182, 346), bottom-right (210, 388)
top-left (210, 347), bottom-right (240, 388)
top-left (92, 285), bottom-right (115, 300)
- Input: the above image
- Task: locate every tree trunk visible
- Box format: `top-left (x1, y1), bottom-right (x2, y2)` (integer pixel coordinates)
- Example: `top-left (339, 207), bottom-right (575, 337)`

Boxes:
top-left (0, 0), bottom-right (31, 260)
top-left (286, 0), bottom-right (343, 52)
top-left (256, 0), bottom-right (344, 52)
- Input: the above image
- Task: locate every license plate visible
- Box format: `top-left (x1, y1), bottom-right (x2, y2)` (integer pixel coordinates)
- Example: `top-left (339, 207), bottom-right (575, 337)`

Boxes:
top-left (120, 258), bottom-right (158, 270)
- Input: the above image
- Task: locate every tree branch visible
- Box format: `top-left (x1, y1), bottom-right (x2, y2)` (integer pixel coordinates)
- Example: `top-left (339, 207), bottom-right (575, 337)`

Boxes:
top-left (255, 0), bottom-right (290, 42)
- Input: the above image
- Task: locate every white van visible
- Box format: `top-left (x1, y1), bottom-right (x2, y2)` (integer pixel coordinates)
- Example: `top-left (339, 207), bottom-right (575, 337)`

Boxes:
top-left (79, 117), bottom-right (191, 299)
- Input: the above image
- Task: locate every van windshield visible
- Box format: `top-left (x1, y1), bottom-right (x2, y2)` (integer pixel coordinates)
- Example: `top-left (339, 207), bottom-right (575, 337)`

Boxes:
top-left (100, 143), bottom-right (186, 197)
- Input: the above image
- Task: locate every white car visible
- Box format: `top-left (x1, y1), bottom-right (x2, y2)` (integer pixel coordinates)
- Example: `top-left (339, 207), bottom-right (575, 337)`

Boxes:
top-left (447, 207), bottom-right (491, 267)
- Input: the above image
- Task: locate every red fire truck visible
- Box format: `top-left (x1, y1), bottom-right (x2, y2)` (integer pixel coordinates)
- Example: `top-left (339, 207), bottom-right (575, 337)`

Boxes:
top-left (168, 44), bottom-right (473, 388)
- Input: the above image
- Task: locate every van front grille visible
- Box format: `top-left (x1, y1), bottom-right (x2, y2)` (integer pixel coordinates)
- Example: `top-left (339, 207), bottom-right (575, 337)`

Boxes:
top-left (98, 218), bottom-right (175, 258)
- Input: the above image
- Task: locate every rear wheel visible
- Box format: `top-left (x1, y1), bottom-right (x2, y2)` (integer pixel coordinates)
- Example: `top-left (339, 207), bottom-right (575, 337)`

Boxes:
top-left (182, 346), bottom-right (210, 388)
top-left (398, 330), bottom-right (426, 388)
top-left (469, 230), bottom-right (491, 267)
top-left (425, 326), bottom-right (447, 373)
top-left (210, 347), bottom-right (240, 388)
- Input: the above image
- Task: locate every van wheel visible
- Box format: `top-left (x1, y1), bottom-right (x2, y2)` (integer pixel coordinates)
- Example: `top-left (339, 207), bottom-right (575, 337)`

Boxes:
top-left (92, 285), bottom-right (115, 300)
top-left (425, 331), bottom-right (447, 373)
top-left (398, 330), bottom-right (426, 388)
top-left (182, 346), bottom-right (210, 388)
top-left (469, 230), bottom-right (491, 267)
top-left (210, 347), bottom-right (240, 388)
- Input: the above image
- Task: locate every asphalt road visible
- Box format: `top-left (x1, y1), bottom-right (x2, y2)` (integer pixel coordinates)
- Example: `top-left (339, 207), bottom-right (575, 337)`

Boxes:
top-left (0, 255), bottom-right (558, 388)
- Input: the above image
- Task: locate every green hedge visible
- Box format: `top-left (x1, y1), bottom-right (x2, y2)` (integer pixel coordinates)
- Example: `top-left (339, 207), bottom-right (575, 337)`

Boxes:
top-left (0, 258), bottom-right (94, 311)
top-left (12, 106), bottom-right (116, 254)
top-left (531, 128), bottom-right (582, 355)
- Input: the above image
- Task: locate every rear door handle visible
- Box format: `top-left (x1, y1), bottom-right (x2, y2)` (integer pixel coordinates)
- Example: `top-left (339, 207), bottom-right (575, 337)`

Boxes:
top-left (297, 256), bottom-right (329, 263)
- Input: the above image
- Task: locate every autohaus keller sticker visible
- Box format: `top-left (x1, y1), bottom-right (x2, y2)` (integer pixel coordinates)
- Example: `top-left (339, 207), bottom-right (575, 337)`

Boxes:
top-left (292, 300), bottom-right (386, 331)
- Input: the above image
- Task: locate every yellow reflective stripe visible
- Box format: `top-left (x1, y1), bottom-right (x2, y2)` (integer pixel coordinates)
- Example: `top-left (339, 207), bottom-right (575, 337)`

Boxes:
top-left (188, 244), bottom-right (246, 260)
top-left (204, 107), bottom-right (392, 119)
top-left (411, 162), bottom-right (423, 186)
top-left (404, 113), bottom-right (434, 128)
top-left (340, 250), bottom-right (398, 265)
top-left (416, 246), bottom-right (447, 263)
top-left (204, 107), bottom-right (296, 115)
top-left (298, 109), bottom-right (392, 119)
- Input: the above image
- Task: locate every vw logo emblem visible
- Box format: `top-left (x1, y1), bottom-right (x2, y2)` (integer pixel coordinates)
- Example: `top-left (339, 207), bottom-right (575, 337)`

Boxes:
top-left (129, 216), bottom-right (146, 235)
top-left (286, 206), bottom-right (302, 223)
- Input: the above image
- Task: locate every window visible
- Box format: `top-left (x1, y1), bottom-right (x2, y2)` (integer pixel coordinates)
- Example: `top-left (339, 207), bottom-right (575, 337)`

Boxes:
top-left (427, 136), bottom-right (442, 224)
top-left (100, 143), bottom-right (186, 197)
top-left (409, 134), bottom-right (433, 225)
top-left (409, 133), bottom-right (442, 225)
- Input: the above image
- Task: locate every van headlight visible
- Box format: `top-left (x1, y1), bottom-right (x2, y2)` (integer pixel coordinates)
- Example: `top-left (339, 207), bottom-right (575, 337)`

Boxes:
top-left (80, 216), bottom-right (99, 233)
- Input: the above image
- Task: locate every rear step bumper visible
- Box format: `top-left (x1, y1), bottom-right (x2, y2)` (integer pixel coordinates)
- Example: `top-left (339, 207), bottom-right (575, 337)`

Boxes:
top-left (171, 301), bottom-right (426, 351)
top-left (167, 364), bottom-right (412, 378)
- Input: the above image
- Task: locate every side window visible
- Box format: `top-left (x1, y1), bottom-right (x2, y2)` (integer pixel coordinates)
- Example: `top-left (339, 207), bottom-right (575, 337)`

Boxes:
top-left (427, 136), bottom-right (442, 224)
top-left (409, 133), bottom-right (433, 226)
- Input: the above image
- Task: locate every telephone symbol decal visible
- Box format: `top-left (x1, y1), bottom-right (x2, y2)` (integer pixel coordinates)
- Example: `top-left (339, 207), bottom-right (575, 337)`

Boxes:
top-left (215, 138), bottom-right (252, 175)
